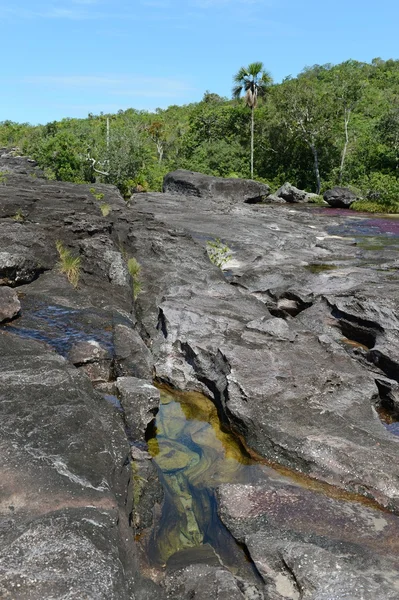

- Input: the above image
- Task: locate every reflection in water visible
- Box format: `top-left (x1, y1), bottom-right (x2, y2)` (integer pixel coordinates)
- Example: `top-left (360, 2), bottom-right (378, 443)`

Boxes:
top-left (147, 387), bottom-right (264, 576)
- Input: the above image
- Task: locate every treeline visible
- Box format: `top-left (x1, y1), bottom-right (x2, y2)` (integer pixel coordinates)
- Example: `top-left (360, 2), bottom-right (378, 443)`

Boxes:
top-left (2, 57), bottom-right (399, 211)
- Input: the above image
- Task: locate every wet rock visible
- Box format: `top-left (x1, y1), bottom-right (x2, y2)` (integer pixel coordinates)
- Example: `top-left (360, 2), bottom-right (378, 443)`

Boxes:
top-left (0, 286), bottom-right (20, 322)
top-left (324, 186), bottom-right (357, 208)
top-left (130, 447), bottom-right (164, 534)
top-left (275, 182), bottom-right (308, 203)
top-left (116, 377), bottom-right (160, 442)
top-left (113, 323), bottom-right (154, 379)
top-left (163, 169), bottom-right (270, 204)
top-left (162, 564), bottom-right (252, 600)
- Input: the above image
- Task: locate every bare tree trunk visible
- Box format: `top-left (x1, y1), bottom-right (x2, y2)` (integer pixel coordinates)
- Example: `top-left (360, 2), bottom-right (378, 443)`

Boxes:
top-left (339, 109), bottom-right (351, 184)
top-left (250, 107), bottom-right (254, 178)
top-left (156, 141), bottom-right (164, 164)
top-left (310, 143), bottom-right (321, 194)
top-left (106, 117), bottom-right (110, 154)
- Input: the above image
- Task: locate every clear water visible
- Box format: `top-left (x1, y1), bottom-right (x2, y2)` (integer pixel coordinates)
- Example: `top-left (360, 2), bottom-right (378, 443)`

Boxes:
top-left (146, 387), bottom-right (266, 577)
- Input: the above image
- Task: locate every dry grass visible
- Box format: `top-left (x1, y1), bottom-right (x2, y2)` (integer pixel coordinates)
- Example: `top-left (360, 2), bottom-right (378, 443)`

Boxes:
top-left (56, 240), bottom-right (81, 288)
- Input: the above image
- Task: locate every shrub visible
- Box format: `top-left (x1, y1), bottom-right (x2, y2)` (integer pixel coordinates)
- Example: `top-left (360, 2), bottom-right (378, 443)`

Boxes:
top-left (206, 238), bottom-right (232, 269)
top-left (354, 173), bottom-right (399, 212)
top-left (56, 240), bottom-right (81, 288)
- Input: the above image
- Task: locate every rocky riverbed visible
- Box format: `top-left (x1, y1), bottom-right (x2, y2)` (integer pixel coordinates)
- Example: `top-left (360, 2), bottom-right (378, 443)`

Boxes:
top-left (1, 160), bottom-right (399, 599)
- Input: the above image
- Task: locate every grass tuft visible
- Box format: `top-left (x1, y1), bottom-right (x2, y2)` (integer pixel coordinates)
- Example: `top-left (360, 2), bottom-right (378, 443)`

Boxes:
top-left (127, 257), bottom-right (142, 299)
top-left (206, 238), bottom-right (232, 269)
top-left (12, 208), bottom-right (25, 222)
top-left (100, 202), bottom-right (111, 217)
top-left (56, 240), bottom-right (81, 288)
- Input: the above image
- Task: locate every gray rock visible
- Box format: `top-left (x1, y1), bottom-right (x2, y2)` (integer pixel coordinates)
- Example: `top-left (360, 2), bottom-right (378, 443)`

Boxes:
top-left (217, 482), bottom-right (399, 600)
top-left (163, 169), bottom-right (270, 204)
top-left (68, 339), bottom-right (111, 364)
top-left (68, 339), bottom-right (113, 385)
top-left (0, 250), bottom-right (45, 286)
top-left (129, 190), bottom-right (399, 512)
top-left (113, 323), bottom-right (154, 379)
top-left (263, 193), bottom-right (287, 204)
top-left (116, 377), bottom-right (160, 441)
top-left (0, 286), bottom-right (20, 322)
top-left (0, 331), bottom-right (135, 599)
top-left (162, 564), bottom-right (253, 600)
top-left (275, 182), bottom-right (308, 203)
top-left (323, 186), bottom-right (357, 208)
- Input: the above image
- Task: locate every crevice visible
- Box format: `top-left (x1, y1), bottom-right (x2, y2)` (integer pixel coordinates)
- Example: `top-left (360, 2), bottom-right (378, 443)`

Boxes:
top-left (329, 303), bottom-right (382, 350)
top-left (368, 350), bottom-right (399, 382)
top-left (280, 556), bottom-right (303, 599)
top-left (156, 308), bottom-right (168, 339)
top-left (375, 379), bottom-right (399, 419)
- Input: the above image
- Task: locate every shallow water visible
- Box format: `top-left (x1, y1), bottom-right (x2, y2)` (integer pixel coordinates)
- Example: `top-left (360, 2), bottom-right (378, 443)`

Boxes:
top-left (3, 297), bottom-right (115, 357)
top-left (147, 387), bottom-right (266, 576)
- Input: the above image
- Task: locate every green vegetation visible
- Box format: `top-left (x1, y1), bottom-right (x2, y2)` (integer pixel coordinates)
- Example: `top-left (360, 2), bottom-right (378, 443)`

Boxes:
top-left (206, 238), bottom-right (232, 269)
top-left (3, 58), bottom-right (399, 211)
top-left (89, 187), bottom-right (105, 201)
top-left (12, 208), bottom-right (24, 222)
top-left (127, 257), bottom-right (142, 299)
top-left (99, 202), bottom-right (111, 216)
top-left (55, 240), bottom-right (81, 288)
top-left (0, 171), bottom-right (8, 184)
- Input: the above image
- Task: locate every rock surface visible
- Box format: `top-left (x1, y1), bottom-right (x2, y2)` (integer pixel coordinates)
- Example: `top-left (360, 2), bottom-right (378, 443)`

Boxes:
top-left (2, 155), bottom-right (399, 598)
top-left (163, 169), bottom-right (270, 204)
top-left (0, 286), bottom-right (20, 322)
top-left (323, 186), bottom-right (357, 208)
top-left (275, 181), bottom-right (308, 203)
top-left (0, 155), bottom-right (163, 598)
top-left (217, 482), bottom-right (399, 599)
top-left (129, 189), bottom-right (399, 515)
top-left (116, 377), bottom-right (160, 441)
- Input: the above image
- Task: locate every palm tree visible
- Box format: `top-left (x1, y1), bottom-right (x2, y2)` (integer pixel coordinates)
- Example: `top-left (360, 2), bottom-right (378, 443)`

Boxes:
top-left (233, 62), bottom-right (273, 178)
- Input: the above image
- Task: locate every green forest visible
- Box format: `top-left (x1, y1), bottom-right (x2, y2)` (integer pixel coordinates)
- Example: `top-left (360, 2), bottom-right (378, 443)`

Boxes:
top-left (2, 57), bottom-right (399, 212)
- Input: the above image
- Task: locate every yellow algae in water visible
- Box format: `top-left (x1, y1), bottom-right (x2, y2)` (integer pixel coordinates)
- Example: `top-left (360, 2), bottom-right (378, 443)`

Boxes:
top-left (153, 439), bottom-right (200, 473)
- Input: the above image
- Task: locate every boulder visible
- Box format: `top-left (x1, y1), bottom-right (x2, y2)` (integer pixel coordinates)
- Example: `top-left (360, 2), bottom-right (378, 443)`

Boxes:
top-left (324, 186), bottom-right (357, 208)
top-left (0, 286), bottom-right (20, 322)
top-left (275, 182), bottom-right (308, 203)
top-left (163, 169), bottom-right (270, 204)
top-left (116, 377), bottom-right (160, 442)
top-left (113, 323), bottom-right (154, 379)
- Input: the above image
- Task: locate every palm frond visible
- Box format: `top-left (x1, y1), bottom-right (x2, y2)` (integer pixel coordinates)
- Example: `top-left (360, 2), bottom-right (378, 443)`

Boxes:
top-left (260, 70), bottom-right (273, 86)
top-left (232, 84), bottom-right (243, 99)
top-left (247, 61), bottom-right (264, 77)
top-left (233, 66), bottom-right (249, 83)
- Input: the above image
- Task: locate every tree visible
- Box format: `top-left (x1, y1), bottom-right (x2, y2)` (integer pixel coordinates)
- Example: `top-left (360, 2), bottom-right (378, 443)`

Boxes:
top-left (329, 61), bottom-right (365, 183)
top-left (233, 62), bottom-right (273, 178)
top-left (273, 74), bottom-right (333, 193)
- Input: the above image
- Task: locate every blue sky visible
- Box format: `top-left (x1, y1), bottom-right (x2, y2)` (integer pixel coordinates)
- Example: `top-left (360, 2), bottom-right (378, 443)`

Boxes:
top-left (1, 0), bottom-right (398, 124)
